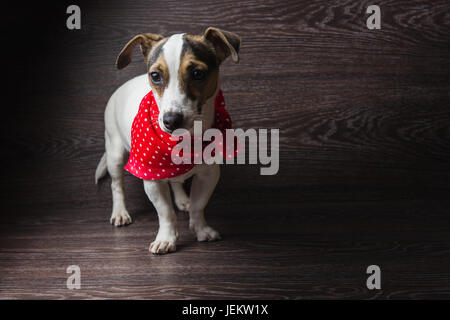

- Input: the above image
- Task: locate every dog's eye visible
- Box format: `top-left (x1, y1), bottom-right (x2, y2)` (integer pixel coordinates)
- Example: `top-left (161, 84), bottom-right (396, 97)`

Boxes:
top-left (192, 69), bottom-right (206, 81)
top-left (150, 72), bottom-right (162, 84)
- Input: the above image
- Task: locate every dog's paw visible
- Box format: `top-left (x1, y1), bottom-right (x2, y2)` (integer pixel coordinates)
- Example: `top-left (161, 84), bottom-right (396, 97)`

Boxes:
top-left (193, 225), bottom-right (221, 242)
top-left (110, 210), bottom-right (132, 227)
top-left (149, 239), bottom-right (177, 254)
top-left (175, 195), bottom-right (190, 212)
top-left (149, 229), bottom-right (178, 254)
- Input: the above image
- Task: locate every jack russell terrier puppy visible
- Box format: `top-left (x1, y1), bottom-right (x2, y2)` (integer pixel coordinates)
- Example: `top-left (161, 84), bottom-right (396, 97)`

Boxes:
top-left (95, 28), bottom-right (241, 254)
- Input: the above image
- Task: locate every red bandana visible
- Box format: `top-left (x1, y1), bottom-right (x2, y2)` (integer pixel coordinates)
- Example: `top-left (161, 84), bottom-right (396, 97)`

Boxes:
top-left (124, 90), bottom-right (233, 180)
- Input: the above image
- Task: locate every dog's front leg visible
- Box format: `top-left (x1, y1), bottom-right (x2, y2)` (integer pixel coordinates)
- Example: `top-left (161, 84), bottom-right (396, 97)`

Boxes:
top-left (143, 180), bottom-right (178, 254)
top-left (189, 164), bottom-right (221, 241)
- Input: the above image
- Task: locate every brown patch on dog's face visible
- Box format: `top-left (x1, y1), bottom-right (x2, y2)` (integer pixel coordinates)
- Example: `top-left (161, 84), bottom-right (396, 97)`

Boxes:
top-left (179, 35), bottom-right (220, 112)
top-left (148, 50), bottom-right (169, 99)
top-left (176, 30), bottom-right (241, 113)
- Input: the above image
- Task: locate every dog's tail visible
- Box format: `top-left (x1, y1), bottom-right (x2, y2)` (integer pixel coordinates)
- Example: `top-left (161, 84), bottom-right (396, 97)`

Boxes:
top-left (95, 152), bottom-right (108, 184)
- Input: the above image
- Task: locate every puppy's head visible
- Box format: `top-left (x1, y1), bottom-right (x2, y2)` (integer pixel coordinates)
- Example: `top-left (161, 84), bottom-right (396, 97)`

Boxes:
top-left (116, 28), bottom-right (241, 134)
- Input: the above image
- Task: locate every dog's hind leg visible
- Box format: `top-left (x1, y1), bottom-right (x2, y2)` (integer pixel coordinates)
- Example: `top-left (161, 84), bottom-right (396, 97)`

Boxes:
top-left (170, 182), bottom-right (190, 212)
top-left (105, 131), bottom-right (132, 226)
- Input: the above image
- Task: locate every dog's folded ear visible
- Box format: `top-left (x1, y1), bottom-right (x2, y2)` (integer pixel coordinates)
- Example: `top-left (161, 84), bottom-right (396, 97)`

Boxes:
top-left (203, 27), bottom-right (241, 64)
top-left (116, 33), bottom-right (164, 69)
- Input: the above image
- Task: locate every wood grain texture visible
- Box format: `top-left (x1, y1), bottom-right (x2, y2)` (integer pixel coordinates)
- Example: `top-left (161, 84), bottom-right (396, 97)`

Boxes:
top-left (0, 0), bottom-right (450, 299)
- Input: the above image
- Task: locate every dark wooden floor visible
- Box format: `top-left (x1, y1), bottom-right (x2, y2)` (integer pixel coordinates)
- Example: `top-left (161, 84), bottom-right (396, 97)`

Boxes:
top-left (1, 0), bottom-right (450, 299)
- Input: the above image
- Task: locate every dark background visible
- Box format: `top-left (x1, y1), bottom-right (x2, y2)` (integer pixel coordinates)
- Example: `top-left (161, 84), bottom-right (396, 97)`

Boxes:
top-left (0, 0), bottom-right (449, 299)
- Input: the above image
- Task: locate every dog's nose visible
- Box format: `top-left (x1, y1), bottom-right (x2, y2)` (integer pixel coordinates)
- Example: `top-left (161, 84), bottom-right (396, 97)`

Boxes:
top-left (163, 112), bottom-right (183, 131)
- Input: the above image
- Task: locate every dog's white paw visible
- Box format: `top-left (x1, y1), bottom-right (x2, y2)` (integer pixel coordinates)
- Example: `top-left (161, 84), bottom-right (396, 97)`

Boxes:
top-left (149, 239), bottom-right (177, 254)
top-left (175, 195), bottom-right (190, 212)
top-left (110, 210), bottom-right (132, 226)
top-left (193, 225), bottom-right (221, 242)
top-left (149, 229), bottom-right (178, 254)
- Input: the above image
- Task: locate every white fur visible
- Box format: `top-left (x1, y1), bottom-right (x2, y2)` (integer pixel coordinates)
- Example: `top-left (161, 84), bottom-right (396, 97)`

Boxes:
top-left (155, 34), bottom-right (185, 122)
top-left (98, 35), bottom-right (221, 254)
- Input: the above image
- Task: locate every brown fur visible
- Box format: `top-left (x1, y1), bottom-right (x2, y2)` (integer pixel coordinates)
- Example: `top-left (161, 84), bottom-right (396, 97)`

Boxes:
top-left (203, 28), bottom-right (241, 63)
top-left (178, 48), bottom-right (219, 107)
top-left (116, 33), bottom-right (164, 70)
top-left (148, 54), bottom-right (170, 98)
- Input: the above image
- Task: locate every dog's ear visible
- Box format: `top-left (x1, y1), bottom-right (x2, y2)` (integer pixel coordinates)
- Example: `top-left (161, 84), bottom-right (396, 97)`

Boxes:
top-left (203, 27), bottom-right (241, 64)
top-left (116, 33), bottom-right (164, 69)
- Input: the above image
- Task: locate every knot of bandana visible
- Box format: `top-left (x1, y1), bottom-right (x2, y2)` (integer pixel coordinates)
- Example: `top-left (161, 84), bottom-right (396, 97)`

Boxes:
top-left (124, 90), bottom-right (236, 180)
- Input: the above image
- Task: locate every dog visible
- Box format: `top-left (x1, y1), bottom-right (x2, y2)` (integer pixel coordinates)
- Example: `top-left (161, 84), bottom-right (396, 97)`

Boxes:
top-left (95, 27), bottom-right (241, 254)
